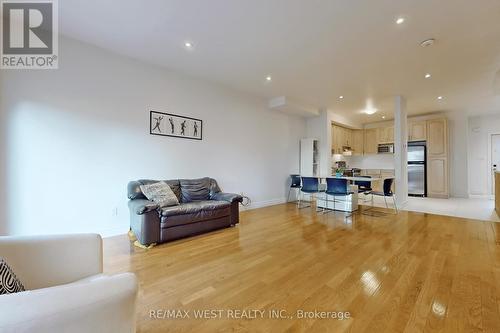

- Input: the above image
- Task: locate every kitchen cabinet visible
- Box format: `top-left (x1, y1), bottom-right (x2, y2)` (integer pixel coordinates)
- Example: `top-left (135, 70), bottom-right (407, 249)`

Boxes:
top-left (427, 157), bottom-right (448, 197)
top-left (343, 127), bottom-right (353, 147)
top-left (364, 128), bottom-right (378, 154)
top-left (332, 125), bottom-right (354, 154)
top-left (426, 118), bottom-right (449, 198)
top-left (408, 121), bottom-right (427, 141)
top-left (352, 130), bottom-right (364, 156)
top-left (427, 119), bottom-right (447, 157)
top-left (377, 126), bottom-right (394, 144)
top-left (332, 125), bottom-right (342, 154)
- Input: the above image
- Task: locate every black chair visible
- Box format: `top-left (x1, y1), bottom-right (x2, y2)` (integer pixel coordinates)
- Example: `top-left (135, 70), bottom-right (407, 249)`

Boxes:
top-left (370, 178), bottom-right (398, 213)
top-left (354, 176), bottom-right (372, 193)
top-left (323, 178), bottom-right (354, 218)
top-left (287, 174), bottom-right (301, 202)
top-left (354, 175), bottom-right (372, 203)
top-left (298, 177), bottom-right (322, 210)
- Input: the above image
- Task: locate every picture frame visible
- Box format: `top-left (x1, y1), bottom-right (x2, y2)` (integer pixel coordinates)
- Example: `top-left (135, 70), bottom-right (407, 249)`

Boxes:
top-left (149, 111), bottom-right (203, 140)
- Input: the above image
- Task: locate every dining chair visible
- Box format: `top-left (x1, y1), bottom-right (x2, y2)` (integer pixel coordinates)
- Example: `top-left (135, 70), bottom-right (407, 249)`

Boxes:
top-left (323, 178), bottom-right (354, 219)
top-left (354, 176), bottom-right (372, 203)
top-left (370, 178), bottom-right (398, 213)
top-left (287, 174), bottom-right (302, 202)
top-left (298, 177), bottom-right (322, 210)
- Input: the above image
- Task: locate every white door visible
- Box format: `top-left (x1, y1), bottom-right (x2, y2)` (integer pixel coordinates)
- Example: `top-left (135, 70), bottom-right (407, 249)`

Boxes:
top-left (492, 134), bottom-right (500, 194)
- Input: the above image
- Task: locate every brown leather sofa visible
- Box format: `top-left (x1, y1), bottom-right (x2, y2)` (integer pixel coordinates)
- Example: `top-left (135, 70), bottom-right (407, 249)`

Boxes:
top-left (127, 177), bottom-right (242, 246)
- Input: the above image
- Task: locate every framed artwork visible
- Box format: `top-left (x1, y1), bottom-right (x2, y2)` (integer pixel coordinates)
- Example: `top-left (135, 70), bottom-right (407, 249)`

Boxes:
top-left (150, 111), bottom-right (203, 140)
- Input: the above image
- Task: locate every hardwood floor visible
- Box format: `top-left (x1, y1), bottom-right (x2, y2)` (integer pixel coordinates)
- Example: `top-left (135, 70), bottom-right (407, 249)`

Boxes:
top-left (104, 204), bottom-right (500, 333)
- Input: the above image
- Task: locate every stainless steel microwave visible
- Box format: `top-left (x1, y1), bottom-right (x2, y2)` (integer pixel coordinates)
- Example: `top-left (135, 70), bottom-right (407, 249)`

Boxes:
top-left (378, 143), bottom-right (394, 154)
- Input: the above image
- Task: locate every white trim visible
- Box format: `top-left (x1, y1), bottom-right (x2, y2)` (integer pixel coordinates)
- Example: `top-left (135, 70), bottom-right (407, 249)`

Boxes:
top-left (240, 197), bottom-right (287, 211)
top-left (100, 227), bottom-right (129, 238)
top-left (468, 194), bottom-right (494, 200)
top-left (487, 132), bottom-right (500, 195)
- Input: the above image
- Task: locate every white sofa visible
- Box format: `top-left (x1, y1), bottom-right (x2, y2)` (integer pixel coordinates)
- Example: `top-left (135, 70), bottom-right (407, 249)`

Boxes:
top-left (0, 234), bottom-right (138, 333)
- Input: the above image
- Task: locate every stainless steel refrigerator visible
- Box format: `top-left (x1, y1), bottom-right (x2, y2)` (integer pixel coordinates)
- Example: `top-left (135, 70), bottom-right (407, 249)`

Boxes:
top-left (408, 141), bottom-right (426, 197)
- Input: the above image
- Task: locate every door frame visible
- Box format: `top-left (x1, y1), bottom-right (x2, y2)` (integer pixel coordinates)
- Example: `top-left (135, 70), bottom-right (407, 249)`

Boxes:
top-left (487, 132), bottom-right (500, 196)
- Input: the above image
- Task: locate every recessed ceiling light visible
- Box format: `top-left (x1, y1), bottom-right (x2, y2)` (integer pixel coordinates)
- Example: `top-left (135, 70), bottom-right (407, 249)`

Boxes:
top-left (184, 41), bottom-right (193, 49)
top-left (382, 116), bottom-right (386, 119)
top-left (339, 95), bottom-right (344, 99)
top-left (265, 76), bottom-right (272, 82)
top-left (437, 96), bottom-right (443, 100)
top-left (396, 17), bottom-right (405, 25)
top-left (425, 73), bottom-right (431, 79)
top-left (363, 108), bottom-right (378, 115)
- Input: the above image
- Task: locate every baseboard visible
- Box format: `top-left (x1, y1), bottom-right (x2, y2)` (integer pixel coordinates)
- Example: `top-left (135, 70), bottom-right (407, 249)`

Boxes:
top-left (468, 194), bottom-right (494, 200)
top-left (240, 197), bottom-right (287, 211)
top-left (99, 226), bottom-right (129, 238)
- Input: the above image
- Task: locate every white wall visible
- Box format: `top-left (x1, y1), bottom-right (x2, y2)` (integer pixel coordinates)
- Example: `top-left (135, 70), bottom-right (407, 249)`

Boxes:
top-left (468, 113), bottom-right (500, 196)
top-left (445, 111), bottom-right (469, 198)
top-left (0, 77), bottom-right (6, 235)
top-left (0, 37), bottom-right (306, 236)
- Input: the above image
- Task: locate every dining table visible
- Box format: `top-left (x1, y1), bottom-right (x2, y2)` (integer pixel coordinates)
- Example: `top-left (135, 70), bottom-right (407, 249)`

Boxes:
top-left (312, 175), bottom-right (394, 212)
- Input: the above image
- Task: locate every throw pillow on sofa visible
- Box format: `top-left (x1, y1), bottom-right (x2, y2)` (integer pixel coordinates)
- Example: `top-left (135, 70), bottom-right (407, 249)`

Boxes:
top-left (140, 181), bottom-right (179, 207)
top-left (0, 258), bottom-right (25, 294)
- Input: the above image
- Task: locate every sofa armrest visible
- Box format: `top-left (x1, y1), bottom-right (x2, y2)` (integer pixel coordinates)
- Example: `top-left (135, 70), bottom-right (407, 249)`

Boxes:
top-left (0, 273), bottom-right (138, 333)
top-left (0, 234), bottom-right (102, 290)
top-left (128, 199), bottom-right (159, 215)
top-left (211, 192), bottom-right (243, 203)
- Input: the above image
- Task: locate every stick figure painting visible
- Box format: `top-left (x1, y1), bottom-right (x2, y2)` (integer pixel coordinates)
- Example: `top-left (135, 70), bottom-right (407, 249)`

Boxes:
top-left (193, 122), bottom-right (199, 137)
top-left (169, 117), bottom-right (175, 134)
top-left (151, 115), bottom-right (163, 133)
top-left (150, 111), bottom-right (202, 140)
top-left (180, 120), bottom-right (187, 136)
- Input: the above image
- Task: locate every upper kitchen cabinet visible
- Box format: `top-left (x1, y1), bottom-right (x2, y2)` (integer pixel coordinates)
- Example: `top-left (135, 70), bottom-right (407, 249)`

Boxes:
top-left (364, 128), bottom-right (378, 154)
top-left (332, 124), bottom-right (342, 154)
top-left (408, 121), bottom-right (427, 142)
top-left (352, 130), bottom-right (364, 156)
top-left (343, 127), bottom-right (353, 147)
top-left (427, 119), bottom-right (447, 157)
top-left (332, 124), bottom-right (354, 154)
top-left (377, 126), bottom-right (394, 144)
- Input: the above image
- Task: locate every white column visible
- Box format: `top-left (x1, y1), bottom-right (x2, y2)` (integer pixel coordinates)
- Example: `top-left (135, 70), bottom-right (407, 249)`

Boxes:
top-left (394, 96), bottom-right (408, 206)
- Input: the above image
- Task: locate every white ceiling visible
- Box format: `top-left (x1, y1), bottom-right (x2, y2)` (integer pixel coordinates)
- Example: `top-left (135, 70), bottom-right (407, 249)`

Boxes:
top-left (60, 0), bottom-right (500, 123)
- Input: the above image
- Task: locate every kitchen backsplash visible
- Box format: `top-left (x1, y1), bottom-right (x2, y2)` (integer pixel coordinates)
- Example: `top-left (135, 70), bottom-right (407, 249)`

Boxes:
top-left (342, 154), bottom-right (395, 169)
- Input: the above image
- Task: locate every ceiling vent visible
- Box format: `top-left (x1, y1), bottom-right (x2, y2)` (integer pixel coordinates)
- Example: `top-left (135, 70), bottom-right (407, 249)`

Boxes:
top-left (420, 38), bottom-right (435, 47)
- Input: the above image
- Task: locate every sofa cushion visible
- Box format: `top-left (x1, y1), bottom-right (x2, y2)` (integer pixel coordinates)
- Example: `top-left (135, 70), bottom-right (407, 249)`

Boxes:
top-left (161, 200), bottom-right (231, 228)
top-left (179, 178), bottom-right (211, 202)
top-left (140, 181), bottom-right (179, 208)
top-left (128, 179), bottom-right (181, 201)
